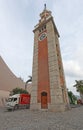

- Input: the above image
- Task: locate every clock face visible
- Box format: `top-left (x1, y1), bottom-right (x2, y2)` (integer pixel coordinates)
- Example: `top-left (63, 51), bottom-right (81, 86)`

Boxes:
top-left (39, 32), bottom-right (47, 41)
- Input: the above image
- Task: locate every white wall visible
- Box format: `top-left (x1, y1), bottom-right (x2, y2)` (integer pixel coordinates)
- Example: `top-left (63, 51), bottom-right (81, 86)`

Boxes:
top-left (0, 90), bottom-right (9, 106)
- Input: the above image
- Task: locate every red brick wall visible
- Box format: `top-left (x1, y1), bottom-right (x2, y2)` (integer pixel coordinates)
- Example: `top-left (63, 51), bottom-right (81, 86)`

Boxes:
top-left (38, 32), bottom-right (51, 103)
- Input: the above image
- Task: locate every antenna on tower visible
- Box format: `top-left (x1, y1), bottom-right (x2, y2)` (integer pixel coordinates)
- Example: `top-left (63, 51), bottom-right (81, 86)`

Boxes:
top-left (44, 3), bottom-right (46, 10)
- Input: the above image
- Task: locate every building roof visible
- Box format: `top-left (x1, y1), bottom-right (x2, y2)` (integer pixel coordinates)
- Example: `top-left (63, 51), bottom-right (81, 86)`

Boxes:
top-left (0, 56), bottom-right (25, 91)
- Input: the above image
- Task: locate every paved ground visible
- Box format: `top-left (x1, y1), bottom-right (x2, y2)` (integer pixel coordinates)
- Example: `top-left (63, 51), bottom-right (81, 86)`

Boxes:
top-left (0, 106), bottom-right (83, 130)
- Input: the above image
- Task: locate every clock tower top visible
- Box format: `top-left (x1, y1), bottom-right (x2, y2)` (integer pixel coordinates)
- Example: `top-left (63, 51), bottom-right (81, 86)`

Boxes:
top-left (33, 5), bottom-right (59, 37)
top-left (40, 4), bottom-right (52, 20)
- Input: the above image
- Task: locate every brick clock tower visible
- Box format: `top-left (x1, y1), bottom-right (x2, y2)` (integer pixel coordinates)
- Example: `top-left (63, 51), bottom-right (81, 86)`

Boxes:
top-left (31, 5), bottom-right (70, 112)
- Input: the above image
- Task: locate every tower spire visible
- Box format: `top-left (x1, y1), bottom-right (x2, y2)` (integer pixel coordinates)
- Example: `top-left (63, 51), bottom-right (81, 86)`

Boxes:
top-left (44, 3), bottom-right (46, 10)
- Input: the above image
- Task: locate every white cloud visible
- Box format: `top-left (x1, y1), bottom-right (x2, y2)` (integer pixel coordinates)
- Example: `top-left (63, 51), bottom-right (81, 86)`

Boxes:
top-left (64, 60), bottom-right (83, 78)
top-left (0, 1), bottom-right (83, 95)
top-left (0, 1), bottom-right (33, 81)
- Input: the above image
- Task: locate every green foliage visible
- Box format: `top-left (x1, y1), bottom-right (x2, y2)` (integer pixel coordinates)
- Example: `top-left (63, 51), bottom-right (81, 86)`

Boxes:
top-left (73, 80), bottom-right (83, 93)
top-left (10, 87), bottom-right (29, 95)
top-left (25, 76), bottom-right (32, 90)
top-left (26, 76), bottom-right (32, 84)
top-left (68, 91), bottom-right (77, 104)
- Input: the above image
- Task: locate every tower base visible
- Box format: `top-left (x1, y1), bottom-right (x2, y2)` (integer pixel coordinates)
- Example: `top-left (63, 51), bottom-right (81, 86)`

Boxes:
top-left (30, 103), bottom-right (70, 112)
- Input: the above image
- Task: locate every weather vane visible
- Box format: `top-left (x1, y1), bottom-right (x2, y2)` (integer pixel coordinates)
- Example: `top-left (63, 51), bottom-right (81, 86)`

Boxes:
top-left (44, 3), bottom-right (46, 10)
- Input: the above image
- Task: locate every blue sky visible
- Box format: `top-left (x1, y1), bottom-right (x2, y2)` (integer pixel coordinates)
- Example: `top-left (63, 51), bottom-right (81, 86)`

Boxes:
top-left (0, 0), bottom-right (83, 95)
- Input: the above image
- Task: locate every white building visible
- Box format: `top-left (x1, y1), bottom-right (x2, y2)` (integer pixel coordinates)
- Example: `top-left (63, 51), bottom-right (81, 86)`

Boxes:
top-left (0, 56), bottom-right (25, 106)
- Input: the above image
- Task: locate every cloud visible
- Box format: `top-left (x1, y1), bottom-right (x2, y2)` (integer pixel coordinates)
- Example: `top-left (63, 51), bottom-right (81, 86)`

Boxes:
top-left (0, 1), bottom-right (33, 80)
top-left (64, 60), bottom-right (83, 78)
top-left (0, 1), bottom-right (83, 96)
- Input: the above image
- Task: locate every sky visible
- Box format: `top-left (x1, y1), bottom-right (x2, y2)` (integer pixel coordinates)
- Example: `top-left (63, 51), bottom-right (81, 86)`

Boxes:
top-left (0, 0), bottom-right (83, 95)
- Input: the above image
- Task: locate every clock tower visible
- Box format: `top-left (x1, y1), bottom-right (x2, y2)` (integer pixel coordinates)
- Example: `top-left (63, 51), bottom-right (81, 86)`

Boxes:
top-left (30, 5), bottom-right (70, 112)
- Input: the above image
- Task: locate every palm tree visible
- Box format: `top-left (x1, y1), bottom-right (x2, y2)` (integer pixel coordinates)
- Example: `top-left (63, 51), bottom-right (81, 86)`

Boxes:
top-left (73, 80), bottom-right (83, 103)
top-left (68, 90), bottom-right (77, 104)
top-left (25, 76), bottom-right (32, 90)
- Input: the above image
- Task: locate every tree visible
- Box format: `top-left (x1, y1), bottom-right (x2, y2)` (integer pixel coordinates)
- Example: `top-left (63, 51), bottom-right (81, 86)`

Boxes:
top-left (68, 90), bottom-right (77, 104)
top-left (10, 88), bottom-right (29, 96)
top-left (25, 76), bottom-right (32, 90)
top-left (73, 80), bottom-right (83, 103)
top-left (73, 80), bottom-right (83, 93)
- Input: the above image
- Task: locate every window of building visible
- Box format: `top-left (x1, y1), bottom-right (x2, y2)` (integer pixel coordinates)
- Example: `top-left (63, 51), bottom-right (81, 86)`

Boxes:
top-left (39, 25), bottom-right (46, 33)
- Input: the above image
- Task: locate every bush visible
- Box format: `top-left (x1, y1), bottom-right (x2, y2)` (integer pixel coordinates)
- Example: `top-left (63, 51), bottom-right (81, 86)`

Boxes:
top-left (10, 88), bottom-right (29, 95)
